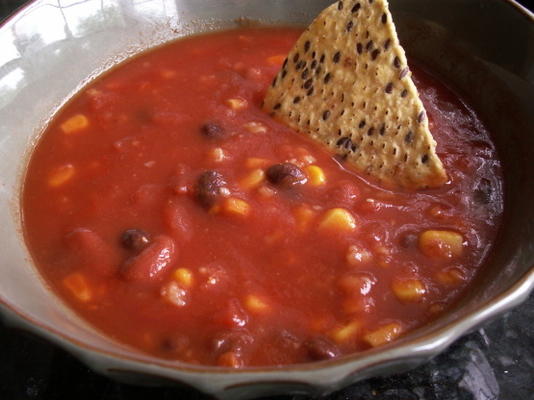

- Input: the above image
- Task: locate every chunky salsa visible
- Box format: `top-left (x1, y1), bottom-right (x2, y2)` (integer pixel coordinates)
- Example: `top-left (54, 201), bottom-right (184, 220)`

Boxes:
top-left (22, 28), bottom-right (503, 367)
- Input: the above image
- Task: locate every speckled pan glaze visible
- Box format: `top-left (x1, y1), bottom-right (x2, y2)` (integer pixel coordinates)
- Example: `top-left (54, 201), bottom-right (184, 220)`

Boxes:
top-left (0, 0), bottom-right (532, 399)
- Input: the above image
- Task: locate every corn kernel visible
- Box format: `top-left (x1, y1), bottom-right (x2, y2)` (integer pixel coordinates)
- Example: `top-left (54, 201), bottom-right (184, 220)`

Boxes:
top-left (363, 323), bottom-right (402, 347)
top-left (240, 169), bottom-right (265, 190)
top-left (63, 273), bottom-right (92, 302)
top-left (305, 165), bottom-right (326, 186)
top-left (436, 267), bottom-right (465, 285)
top-left (222, 197), bottom-right (250, 217)
top-left (245, 294), bottom-right (270, 314)
top-left (243, 121), bottom-right (267, 134)
top-left (217, 351), bottom-right (243, 368)
top-left (391, 278), bottom-right (426, 303)
top-left (61, 114), bottom-right (89, 134)
top-left (225, 97), bottom-right (248, 110)
top-left (293, 204), bottom-right (316, 232)
top-left (245, 157), bottom-right (270, 169)
top-left (319, 208), bottom-right (356, 232)
top-left (346, 245), bottom-right (373, 266)
top-left (174, 268), bottom-right (193, 288)
top-left (419, 230), bottom-right (464, 259)
top-left (330, 321), bottom-right (361, 343)
top-left (266, 54), bottom-right (286, 66)
top-left (48, 164), bottom-right (75, 187)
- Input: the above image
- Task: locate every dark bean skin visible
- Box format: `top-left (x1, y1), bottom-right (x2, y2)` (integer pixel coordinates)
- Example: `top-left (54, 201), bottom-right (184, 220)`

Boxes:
top-left (473, 178), bottom-right (493, 204)
top-left (399, 232), bottom-right (418, 249)
top-left (120, 229), bottom-right (151, 252)
top-left (196, 170), bottom-right (227, 208)
top-left (200, 122), bottom-right (225, 139)
top-left (303, 337), bottom-right (340, 361)
top-left (266, 163), bottom-right (307, 188)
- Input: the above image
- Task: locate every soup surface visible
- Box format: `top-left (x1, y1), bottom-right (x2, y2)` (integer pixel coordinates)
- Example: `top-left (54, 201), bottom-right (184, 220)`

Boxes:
top-left (23, 28), bottom-right (503, 367)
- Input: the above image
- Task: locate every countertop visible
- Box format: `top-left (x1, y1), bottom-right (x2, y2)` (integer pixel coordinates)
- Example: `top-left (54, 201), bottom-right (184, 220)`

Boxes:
top-left (1, 0), bottom-right (533, 399)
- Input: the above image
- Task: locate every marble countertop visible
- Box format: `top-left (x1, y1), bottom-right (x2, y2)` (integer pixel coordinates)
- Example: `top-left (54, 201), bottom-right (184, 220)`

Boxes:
top-left (0, 1), bottom-right (532, 399)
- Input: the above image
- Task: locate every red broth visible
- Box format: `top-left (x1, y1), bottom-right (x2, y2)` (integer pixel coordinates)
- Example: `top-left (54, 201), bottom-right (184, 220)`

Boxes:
top-left (22, 28), bottom-right (503, 367)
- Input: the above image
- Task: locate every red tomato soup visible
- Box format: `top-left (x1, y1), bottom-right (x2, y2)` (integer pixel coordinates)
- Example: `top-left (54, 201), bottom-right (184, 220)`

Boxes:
top-left (22, 28), bottom-right (503, 367)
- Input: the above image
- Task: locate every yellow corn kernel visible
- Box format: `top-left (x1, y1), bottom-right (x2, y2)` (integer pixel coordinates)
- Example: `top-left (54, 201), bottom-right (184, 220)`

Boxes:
top-left (245, 157), bottom-right (270, 169)
top-left (48, 164), bottom-right (75, 187)
top-left (391, 278), bottom-right (426, 303)
top-left (363, 323), bottom-right (402, 347)
top-left (217, 351), bottom-right (243, 368)
top-left (346, 245), bottom-right (373, 266)
top-left (419, 230), bottom-right (464, 259)
top-left (243, 121), bottom-right (267, 134)
top-left (319, 208), bottom-right (356, 232)
top-left (225, 97), bottom-right (248, 110)
top-left (330, 321), bottom-right (361, 344)
top-left (60, 114), bottom-right (89, 134)
top-left (240, 169), bottom-right (265, 190)
top-left (245, 294), bottom-right (270, 314)
top-left (293, 204), bottom-right (316, 232)
top-left (266, 54), bottom-right (286, 66)
top-left (63, 273), bottom-right (92, 302)
top-left (436, 267), bottom-right (466, 285)
top-left (174, 268), bottom-right (194, 288)
top-left (305, 165), bottom-right (326, 186)
top-left (222, 197), bottom-right (250, 217)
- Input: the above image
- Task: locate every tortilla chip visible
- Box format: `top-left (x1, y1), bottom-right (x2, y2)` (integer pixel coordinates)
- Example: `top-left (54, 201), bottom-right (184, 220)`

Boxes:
top-left (263, 0), bottom-right (447, 189)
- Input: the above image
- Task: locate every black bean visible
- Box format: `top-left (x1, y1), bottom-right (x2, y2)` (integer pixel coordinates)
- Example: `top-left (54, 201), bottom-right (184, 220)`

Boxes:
top-left (320, 54), bottom-right (325, 63)
top-left (311, 59), bottom-right (318, 69)
top-left (304, 78), bottom-right (313, 89)
top-left (384, 38), bottom-right (391, 50)
top-left (393, 56), bottom-right (401, 68)
top-left (324, 72), bottom-right (332, 84)
top-left (351, 2), bottom-right (361, 12)
top-left (399, 232), bottom-right (418, 248)
top-left (120, 229), bottom-right (151, 252)
top-left (196, 170), bottom-right (227, 208)
top-left (293, 52), bottom-right (300, 63)
top-left (381, 12), bottom-right (387, 24)
top-left (385, 82), bottom-right (393, 93)
top-left (301, 69), bottom-right (309, 79)
top-left (306, 87), bottom-right (314, 96)
top-left (323, 110), bottom-right (331, 120)
top-left (293, 96), bottom-right (301, 104)
top-left (338, 1), bottom-right (344, 10)
top-left (359, 119), bottom-right (366, 129)
top-left (273, 103), bottom-right (281, 110)
top-left (266, 163), bottom-right (307, 188)
top-left (473, 178), bottom-right (493, 204)
top-left (356, 43), bottom-right (363, 54)
top-left (380, 124), bottom-right (386, 135)
top-left (304, 40), bottom-right (311, 52)
top-left (404, 130), bottom-right (413, 143)
top-left (401, 89), bottom-right (408, 97)
top-left (366, 40), bottom-right (374, 51)
top-left (200, 122), bottom-right (225, 139)
top-left (400, 67), bottom-right (409, 79)
top-left (346, 21), bottom-right (354, 32)
top-left (421, 154), bottom-right (429, 163)
top-left (303, 337), bottom-right (340, 361)
top-left (333, 51), bottom-right (342, 63)
top-left (367, 127), bottom-right (375, 136)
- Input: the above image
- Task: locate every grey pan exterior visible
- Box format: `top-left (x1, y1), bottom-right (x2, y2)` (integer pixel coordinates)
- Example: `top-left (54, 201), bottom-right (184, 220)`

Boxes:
top-left (0, 0), bottom-right (532, 398)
